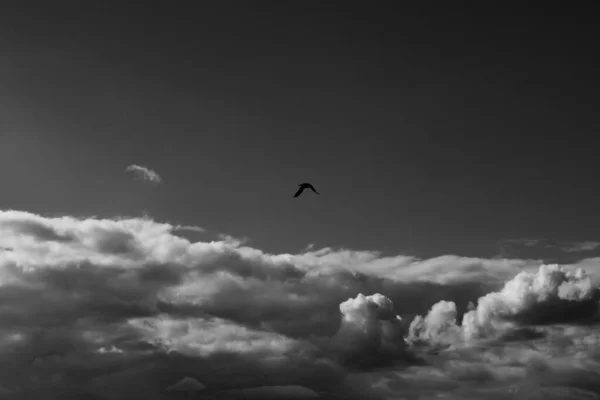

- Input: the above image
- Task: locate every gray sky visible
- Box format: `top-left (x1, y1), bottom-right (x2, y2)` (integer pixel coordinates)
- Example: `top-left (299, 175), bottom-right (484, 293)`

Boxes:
top-left (1, 3), bottom-right (599, 260)
top-left (1, 3), bottom-right (600, 399)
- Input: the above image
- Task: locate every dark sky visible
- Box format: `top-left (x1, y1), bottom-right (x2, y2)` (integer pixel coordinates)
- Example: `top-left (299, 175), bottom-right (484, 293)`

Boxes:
top-left (1, 2), bottom-right (599, 258)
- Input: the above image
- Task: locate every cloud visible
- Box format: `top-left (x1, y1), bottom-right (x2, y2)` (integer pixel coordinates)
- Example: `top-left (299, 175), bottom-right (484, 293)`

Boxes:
top-left (331, 293), bottom-right (411, 370)
top-left (406, 300), bottom-right (461, 347)
top-left (295, 248), bottom-right (540, 286)
top-left (217, 233), bottom-right (249, 246)
top-left (498, 238), bottom-right (600, 260)
top-left (1, 208), bottom-right (600, 399)
top-left (406, 263), bottom-right (599, 346)
top-left (499, 238), bottom-right (543, 248)
top-left (125, 164), bottom-right (162, 184)
top-left (97, 345), bottom-right (124, 354)
top-left (562, 241), bottom-right (600, 253)
top-left (167, 376), bottom-right (205, 392)
top-left (463, 263), bottom-right (598, 338)
top-left (173, 224), bottom-right (205, 233)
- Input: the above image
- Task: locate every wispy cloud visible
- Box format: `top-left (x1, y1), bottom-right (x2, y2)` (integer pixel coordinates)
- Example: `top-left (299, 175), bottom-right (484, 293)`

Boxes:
top-left (173, 224), bottom-right (205, 233)
top-left (500, 238), bottom-right (543, 247)
top-left (125, 164), bottom-right (162, 184)
top-left (561, 241), bottom-right (600, 253)
top-left (217, 233), bottom-right (249, 246)
top-left (498, 238), bottom-right (600, 259)
top-left (1, 209), bottom-right (600, 399)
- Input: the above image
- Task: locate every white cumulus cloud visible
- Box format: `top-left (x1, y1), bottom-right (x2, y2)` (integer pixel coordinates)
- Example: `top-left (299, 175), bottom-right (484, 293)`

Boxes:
top-left (407, 263), bottom-right (599, 346)
top-left (125, 164), bottom-right (162, 184)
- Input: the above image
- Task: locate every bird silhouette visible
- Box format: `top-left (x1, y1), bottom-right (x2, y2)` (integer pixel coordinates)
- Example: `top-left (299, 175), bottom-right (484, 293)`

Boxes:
top-left (293, 183), bottom-right (319, 198)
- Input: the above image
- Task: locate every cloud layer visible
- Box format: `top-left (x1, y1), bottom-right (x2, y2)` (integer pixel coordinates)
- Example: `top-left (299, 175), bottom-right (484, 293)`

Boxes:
top-left (1, 209), bottom-right (600, 399)
top-left (125, 164), bottom-right (162, 184)
top-left (497, 238), bottom-right (600, 261)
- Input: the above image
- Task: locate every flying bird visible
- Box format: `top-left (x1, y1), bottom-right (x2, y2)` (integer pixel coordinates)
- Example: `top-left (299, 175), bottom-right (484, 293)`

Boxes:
top-left (293, 183), bottom-right (319, 198)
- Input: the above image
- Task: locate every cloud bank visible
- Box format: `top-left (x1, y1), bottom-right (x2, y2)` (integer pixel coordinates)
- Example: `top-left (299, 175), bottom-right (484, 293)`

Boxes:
top-left (498, 238), bottom-right (600, 260)
top-left (125, 164), bottom-right (162, 184)
top-left (1, 209), bottom-right (600, 399)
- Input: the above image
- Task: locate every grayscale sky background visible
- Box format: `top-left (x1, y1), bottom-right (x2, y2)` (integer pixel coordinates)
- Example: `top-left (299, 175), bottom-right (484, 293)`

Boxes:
top-left (2, 3), bottom-right (600, 399)
top-left (2, 2), bottom-right (599, 260)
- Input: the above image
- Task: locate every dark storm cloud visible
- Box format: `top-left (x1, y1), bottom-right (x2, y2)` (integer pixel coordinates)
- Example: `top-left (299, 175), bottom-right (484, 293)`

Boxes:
top-left (1, 209), bottom-right (600, 399)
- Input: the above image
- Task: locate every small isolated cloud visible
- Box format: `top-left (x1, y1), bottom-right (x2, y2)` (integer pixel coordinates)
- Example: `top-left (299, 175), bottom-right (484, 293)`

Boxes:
top-left (125, 164), bottom-right (162, 184)
top-left (97, 345), bottom-right (124, 354)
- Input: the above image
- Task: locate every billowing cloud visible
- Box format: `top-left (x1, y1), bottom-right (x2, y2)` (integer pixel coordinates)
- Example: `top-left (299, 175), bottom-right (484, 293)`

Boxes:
top-left (463, 263), bottom-right (598, 339)
top-left (407, 263), bottom-right (599, 346)
top-left (331, 293), bottom-right (409, 370)
top-left (1, 208), bottom-right (600, 399)
top-left (406, 300), bottom-right (461, 347)
top-left (125, 164), bottom-right (162, 184)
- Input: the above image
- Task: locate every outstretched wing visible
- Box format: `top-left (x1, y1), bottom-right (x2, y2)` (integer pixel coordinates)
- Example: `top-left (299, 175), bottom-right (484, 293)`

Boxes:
top-left (293, 187), bottom-right (305, 198)
top-left (308, 185), bottom-right (319, 194)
